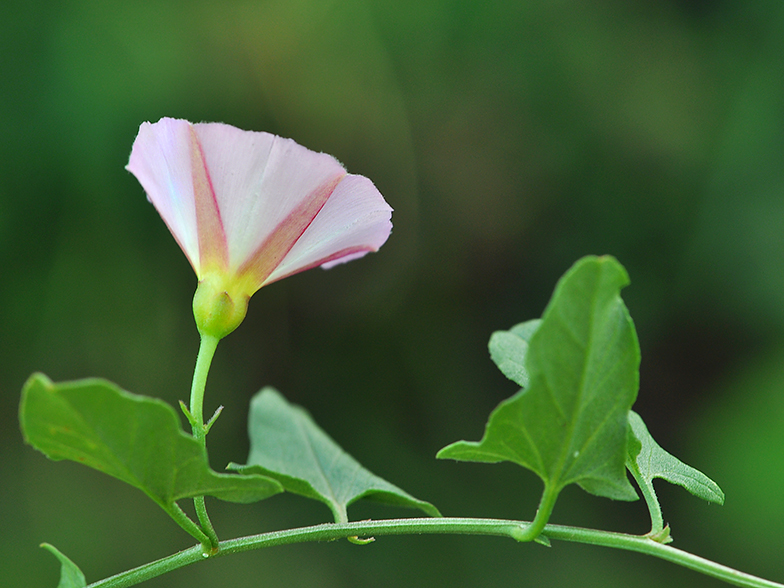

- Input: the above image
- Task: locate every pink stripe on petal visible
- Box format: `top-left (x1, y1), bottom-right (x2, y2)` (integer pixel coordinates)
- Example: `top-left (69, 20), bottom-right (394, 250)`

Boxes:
top-left (236, 171), bottom-right (345, 291)
top-left (263, 247), bottom-right (375, 286)
top-left (188, 125), bottom-right (228, 274)
top-left (263, 174), bottom-right (392, 286)
top-left (320, 249), bottom-right (376, 269)
top-left (192, 124), bottom-right (346, 273)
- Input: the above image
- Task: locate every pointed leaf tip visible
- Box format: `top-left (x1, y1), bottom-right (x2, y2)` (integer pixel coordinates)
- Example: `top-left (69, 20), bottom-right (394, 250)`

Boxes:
top-left (230, 388), bottom-right (440, 523)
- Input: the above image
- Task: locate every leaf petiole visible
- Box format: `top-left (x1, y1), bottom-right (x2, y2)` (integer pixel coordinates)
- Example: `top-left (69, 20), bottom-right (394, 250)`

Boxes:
top-left (628, 458), bottom-right (665, 534)
top-left (511, 483), bottom-right (560, 542)
top-left (164, 502), bottom-right (212, 552)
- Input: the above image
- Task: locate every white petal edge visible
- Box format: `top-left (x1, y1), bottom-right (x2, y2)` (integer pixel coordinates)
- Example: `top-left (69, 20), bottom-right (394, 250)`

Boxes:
top-left (126, 118), bottom-right (201, 270)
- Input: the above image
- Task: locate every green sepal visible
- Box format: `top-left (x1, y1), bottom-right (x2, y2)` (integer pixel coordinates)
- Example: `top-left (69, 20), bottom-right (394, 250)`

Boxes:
top-left (439, 256), bottom-right (640, 511)
top-left (41, 543), bottom-right (86, 588)
top-left (20, 374), bottom-right (283, 524)
top-left (229, 388), bottom-right (441, 523)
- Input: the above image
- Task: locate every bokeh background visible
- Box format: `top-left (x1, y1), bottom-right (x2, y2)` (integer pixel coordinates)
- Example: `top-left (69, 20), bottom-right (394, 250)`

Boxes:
top-left (2, 0), bottom-right (784, 586)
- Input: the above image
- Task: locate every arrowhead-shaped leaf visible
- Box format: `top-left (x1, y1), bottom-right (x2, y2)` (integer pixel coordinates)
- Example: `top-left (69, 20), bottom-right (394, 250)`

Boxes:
top-left (627, 410), bottom-right (724, 533)
top-left (438, 256), bottom-right (639, 502)
top-left (20, 374), bottom-right (283, 518)
top-left (41, 544), bottom-right (86, 588)
top-left (229, 388), bottom-right (440, 523)
top-left (488, 319), bottom-right (541, 388)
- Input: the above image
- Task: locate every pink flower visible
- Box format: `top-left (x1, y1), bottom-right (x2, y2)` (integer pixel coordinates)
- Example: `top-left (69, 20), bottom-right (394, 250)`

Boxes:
top-left (126, 117), bottom-right (392, 337)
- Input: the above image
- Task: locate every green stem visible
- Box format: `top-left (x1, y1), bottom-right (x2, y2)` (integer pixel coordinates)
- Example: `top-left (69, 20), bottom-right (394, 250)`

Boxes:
top-left (85, 517), bottom-right (784, 588)
top-left (188, 334), bottom-right (221, 552)
top-left (189, 334), bottom-right (220, 441)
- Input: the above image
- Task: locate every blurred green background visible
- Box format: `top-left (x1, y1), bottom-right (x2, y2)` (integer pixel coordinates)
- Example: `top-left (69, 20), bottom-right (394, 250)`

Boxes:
top-left (2, 0), bottom-right (784, 586)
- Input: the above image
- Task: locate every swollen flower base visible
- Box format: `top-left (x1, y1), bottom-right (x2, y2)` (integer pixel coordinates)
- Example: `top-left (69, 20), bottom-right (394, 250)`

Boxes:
top-left (191, 275), bottom-right (248, 340)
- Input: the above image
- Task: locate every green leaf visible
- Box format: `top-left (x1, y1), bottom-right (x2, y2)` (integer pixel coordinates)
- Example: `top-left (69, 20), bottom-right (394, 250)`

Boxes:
top-left (627, 410), bottom-right (724, 534)
top-left (488, 319), bottom-right (541, 388)
top-left (20, 374), bottom-right (283, 520)
top-left (41, 544), bottom-right (86, 588)
top-left (229, 388), bottom-right (441, 523)
top-left (438, 256), bottom-right (640, 503)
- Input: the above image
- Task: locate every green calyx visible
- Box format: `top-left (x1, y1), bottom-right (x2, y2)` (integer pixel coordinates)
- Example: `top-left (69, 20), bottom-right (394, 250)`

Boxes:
top-left (192, 275), bottom-right (249, 340)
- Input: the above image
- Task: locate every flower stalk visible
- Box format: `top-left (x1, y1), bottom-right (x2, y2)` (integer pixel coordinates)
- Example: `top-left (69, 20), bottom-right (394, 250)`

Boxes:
top-left (185, 333), bottom-right (221, 553)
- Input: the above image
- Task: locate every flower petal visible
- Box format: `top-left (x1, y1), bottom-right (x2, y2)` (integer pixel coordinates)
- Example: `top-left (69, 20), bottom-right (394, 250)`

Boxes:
top-left (127, 118), bottom-right (228, 275)
top-left (128, 118), bottom-right (393, 300)
top-left (126, 118), bottom-right (202, 271)
top-left (263, 174), bottom-right (393, 286)
top-left (189, 125), bottom-right (229, 275)
top-left (192, 123), bottom-right (347, 281)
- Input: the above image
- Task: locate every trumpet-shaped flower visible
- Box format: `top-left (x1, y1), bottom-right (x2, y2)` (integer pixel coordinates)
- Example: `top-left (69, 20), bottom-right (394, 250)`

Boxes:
top-left (126, 117), bottom-right (392, 338)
